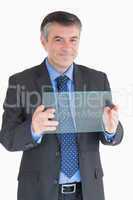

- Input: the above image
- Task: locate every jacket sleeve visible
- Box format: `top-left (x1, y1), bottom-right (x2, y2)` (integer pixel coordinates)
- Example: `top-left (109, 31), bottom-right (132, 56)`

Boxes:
top-left (99, 73), bottom-right (124, 145)
top-left (0, 75), bottom-right (39, 151)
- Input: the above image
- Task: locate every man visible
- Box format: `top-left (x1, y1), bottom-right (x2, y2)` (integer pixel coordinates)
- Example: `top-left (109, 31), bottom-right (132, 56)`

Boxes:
top-left (0, 11), bottom-right (123, 200)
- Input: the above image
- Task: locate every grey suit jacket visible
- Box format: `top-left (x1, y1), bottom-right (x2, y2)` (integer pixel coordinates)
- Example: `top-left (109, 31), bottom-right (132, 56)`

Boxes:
top-left (0, 60), bottom-right (123, 200)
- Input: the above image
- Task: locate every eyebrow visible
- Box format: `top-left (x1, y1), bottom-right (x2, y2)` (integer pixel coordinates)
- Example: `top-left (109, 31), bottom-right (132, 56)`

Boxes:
top-left (53, 36), bottom-right (79, 40)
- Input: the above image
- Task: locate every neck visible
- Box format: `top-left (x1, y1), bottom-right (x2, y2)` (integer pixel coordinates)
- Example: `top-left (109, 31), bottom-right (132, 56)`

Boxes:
top-left (47, 58), bottom-right (71, 74)
top-left (52, 66), bottom-right (69, 74)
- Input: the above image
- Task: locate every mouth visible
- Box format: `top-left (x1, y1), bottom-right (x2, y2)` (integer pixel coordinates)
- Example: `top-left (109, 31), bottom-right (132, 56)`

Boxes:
top-left (59, 53), bottom-right (73, 58)
top-left (60, 54), bottom-right (70, 56)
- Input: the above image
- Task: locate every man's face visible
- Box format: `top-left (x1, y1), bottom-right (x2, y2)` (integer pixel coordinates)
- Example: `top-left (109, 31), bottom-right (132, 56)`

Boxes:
top-left (41, 23), bottom-right (80, 70)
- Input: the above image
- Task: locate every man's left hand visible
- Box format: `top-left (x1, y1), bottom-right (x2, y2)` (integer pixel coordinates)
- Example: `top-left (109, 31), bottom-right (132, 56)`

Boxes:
top-left (103, 105), bottom-right (119, 134)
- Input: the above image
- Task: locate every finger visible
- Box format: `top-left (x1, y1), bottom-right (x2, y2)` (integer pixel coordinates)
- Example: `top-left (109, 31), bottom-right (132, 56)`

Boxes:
top-left (109, 109), bottom-right (119, 118)
top-left (104, 107), bottom-right (111, 112)
top-left (111, 111), bottom-right (118, 118)
top-left (112, 116), bottom-right (119, 124)
top-left (112, 114), bottom-right (119, 121)
top-left (44, 120), bottom-right (59, 127)
top-left (37, 125), bottom-right (57, 133)
top-left (40, 112), bottom-right (55, 120)
top-left (45, 107), bottom-right (56, 114)
top-left (104, 104), bottom-right (119, 112)
top-left (112, 105), bottom-right (119, 112)
top-left (44, 126), bottom-right (57, 132)
top-left (108, 104), bottom-right (119, 111)
top-left (104, 107), bottom-right (118, 117)
top-left (47, 113), bottom-right (55, 119)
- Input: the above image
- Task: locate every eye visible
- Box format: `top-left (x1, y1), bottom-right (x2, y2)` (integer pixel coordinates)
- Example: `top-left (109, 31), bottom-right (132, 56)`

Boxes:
top-left (55, 38), bottom-right (63, 42)
top-left (70, 38), bottom-right (78, 43)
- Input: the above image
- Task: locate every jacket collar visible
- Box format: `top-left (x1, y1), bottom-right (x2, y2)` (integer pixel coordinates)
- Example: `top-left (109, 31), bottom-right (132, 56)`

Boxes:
top-left (35, 58), bottom-right (84, 93)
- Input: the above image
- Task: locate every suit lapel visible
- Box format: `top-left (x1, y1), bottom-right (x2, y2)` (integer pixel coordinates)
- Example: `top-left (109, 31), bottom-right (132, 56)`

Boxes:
top-left (73, 63), bottom-right (91, 91)
top-left (35, 60), bottom-right (54, 95)
top-left (73, 64), bottom-right (84, 91)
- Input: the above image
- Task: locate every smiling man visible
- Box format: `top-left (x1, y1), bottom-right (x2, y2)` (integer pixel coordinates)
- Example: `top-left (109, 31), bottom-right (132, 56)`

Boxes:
top-left (0, 11), bottom-right (123, 200)
top-left (40, 23), bottom-right (80, 72)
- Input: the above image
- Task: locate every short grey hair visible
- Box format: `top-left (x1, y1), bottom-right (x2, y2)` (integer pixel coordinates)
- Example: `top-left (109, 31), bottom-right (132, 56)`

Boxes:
top-left (41, 22), bottom-right (53, 40)
top-left (40, 11), bottom-right (82, 40)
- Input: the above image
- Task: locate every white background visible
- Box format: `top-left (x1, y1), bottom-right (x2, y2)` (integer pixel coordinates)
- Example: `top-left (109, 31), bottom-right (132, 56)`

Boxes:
top-left (0, 0), bottom-right (132, 199)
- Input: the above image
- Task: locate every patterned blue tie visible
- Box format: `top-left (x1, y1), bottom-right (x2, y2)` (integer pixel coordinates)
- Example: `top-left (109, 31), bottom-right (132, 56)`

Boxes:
top-left (56, 75), bottom-right (79, 178)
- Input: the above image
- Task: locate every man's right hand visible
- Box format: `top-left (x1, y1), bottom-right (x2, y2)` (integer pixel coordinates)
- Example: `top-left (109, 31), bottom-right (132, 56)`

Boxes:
top-left (31, 105), bottom-right (59, 134)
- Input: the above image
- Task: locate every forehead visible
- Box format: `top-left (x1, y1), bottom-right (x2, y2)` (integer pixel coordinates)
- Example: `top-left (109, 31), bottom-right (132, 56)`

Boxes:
top-left (48, 23), bottom-right (80, 38)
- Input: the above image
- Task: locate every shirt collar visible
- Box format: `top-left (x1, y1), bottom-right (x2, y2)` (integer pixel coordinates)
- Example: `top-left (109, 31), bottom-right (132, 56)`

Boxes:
top-left (45, 57), bottom-right (74, 82)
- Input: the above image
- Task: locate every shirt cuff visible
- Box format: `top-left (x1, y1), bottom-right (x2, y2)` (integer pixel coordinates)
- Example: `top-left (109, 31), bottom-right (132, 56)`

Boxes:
top-left (103, 131), bottom-right (116, 142)
top-left (31, 126), bottom-right (43, 144)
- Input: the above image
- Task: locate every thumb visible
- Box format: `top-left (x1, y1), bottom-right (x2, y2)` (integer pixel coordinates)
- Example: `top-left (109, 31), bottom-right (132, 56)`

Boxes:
top-left (104, 106), bottom-right (111, 112)
top-left (35, 104), bottom-right (45, 113)
top-left (113, 105), bottom-right (119, 112)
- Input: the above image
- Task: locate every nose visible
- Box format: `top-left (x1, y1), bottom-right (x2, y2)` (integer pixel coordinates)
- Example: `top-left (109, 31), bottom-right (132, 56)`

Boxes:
top-left (62, 41), bottom-right (71, 50)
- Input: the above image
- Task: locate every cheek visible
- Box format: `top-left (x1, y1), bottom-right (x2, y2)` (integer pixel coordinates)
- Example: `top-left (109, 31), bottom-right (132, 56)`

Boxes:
top-left (47, 46), bottom-right (58, 56)
top-left (72, 47), bottom-right (78, 56)
top-left (51, 45), bottom-right (61, 53)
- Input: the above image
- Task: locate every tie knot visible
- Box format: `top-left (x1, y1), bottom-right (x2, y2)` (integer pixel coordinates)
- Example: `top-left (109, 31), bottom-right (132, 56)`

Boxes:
top-left (56, 75), bottom-right (69, 92)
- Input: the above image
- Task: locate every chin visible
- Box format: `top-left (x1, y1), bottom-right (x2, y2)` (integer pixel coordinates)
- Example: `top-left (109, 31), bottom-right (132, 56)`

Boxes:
top-left (60, 59), bottom-right (73, 67)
